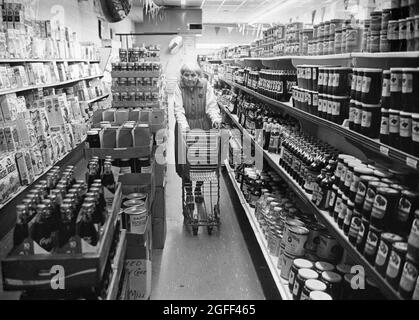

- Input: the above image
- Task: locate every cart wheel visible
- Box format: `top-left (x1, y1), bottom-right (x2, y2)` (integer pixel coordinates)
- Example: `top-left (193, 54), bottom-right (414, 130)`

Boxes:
top-left (207, 226), bottom-right (213, 235)
top-left (192, 227), bottom-right (199, 236)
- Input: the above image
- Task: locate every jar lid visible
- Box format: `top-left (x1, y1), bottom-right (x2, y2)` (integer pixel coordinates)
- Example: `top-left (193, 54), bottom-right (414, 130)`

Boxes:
top-left (336, 264), bottom-right (352, 274)
top-left (289, 226), bottom-right (310, 236)
top-left (381, 232), bottom-right (404, 243)
top-left (315, 261), bottom-right (335, 272)
top-left (338, 154), bottom-right (355, 160)
top-left (373, 170), bottom-right (391, 178)
top-left (322, 271), bottom-right (343, 283)
top-left (342, 195), bottom-right (349, 201)
top-left (309, 291), bottom-right (333, 300)
top-left (377, 187), bottom-right (400, 196)
top-left (299, 268), bottom-right (319, 280)
top-left (392, 242), bottom-right (408, 252)
top-left (87, 130), bottom-right (99, 135)
top-left (305, 279), bottom-right (327, 292)
top-left (355, 167), bottom-right (374, 175)
top-left (294, 258), bottom-right (314, 270)
top-left (347, 200), bottom-right (355, 207)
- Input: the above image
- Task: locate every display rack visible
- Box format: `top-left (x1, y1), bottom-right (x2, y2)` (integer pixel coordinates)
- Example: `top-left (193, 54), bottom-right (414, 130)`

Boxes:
top-left (83, 93), bottom-right (110, 105)
top-left (0, 74), bottom-right (104, 96)
top-left (0, 59), bottom-right (100, 64)
top-left (219, 102), bottom-right (403, 300)
top-left (222, 79), bottom-right (419, 171)
top-left (0, 141), bottom-right (85, 241)
top-left (225, 161), bottom-right (292, 301)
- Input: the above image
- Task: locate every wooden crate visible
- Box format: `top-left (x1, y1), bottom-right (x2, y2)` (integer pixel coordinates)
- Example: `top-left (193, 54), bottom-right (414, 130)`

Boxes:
top-left (1, 184), bottom-right (123, 292)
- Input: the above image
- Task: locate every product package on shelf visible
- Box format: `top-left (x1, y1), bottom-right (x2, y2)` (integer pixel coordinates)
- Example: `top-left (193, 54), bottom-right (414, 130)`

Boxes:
top-left (1, 165), bottom-right (123, 292)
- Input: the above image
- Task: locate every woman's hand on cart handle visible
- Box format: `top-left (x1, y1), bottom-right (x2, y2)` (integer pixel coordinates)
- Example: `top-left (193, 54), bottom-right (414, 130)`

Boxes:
top-left (212, 120), bottom-right (221, 130)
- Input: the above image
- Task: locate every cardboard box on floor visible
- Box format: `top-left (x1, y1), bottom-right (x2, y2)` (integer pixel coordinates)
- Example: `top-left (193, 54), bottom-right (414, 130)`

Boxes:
top-left (124, 216), bottom-right (152, 300)
top-left (152, 187), bottom-right (166, 249)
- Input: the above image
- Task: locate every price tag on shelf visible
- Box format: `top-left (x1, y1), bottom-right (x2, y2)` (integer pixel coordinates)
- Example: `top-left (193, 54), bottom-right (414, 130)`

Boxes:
top-left (406, 157), bottom-right (418, 169)
top-left (379, 146), bottom-right (389, 156)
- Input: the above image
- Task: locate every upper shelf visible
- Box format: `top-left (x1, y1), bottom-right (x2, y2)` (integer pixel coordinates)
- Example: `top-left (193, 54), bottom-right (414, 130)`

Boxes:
top-left (0, 74), bottom-right (104, 96)
top-left (224, 51), bottom-right (419, 69)
top-left (222, 79), bottom-right (419, 171)
top-left (0, 59), bottom-right (100, 64)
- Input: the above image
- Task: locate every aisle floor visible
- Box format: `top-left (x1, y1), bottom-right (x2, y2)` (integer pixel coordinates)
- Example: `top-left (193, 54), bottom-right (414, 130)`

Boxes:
top-left (150, 97), bottom-right (265, 300)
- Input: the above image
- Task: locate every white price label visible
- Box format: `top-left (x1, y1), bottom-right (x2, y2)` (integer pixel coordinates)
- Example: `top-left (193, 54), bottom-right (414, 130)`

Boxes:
top-left (406, 157), bottom-right (418, 169)
top-left (379, 146), bottom-right (389, 156)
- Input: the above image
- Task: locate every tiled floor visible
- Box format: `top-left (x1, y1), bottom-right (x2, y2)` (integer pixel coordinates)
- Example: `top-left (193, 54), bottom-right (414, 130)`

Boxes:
top-left (150, 96), bottom-right (265, 300)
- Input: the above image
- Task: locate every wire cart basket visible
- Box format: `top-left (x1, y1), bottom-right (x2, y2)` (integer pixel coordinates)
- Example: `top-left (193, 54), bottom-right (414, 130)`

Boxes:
top-left (180, 128), bottom-right (221, 236)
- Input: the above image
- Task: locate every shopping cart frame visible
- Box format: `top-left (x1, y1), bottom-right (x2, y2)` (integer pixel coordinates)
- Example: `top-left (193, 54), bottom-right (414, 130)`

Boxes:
top-left (180, 127), bottom-right (221, 236)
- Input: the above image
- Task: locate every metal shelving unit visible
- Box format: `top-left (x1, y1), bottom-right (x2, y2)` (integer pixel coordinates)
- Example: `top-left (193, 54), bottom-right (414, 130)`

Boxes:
top-left (225, 160), bottom-right (293, 301)
top-left (222, 79), bottom-right (419, 171)
top-left (0, 74), bottom-right (104, 96)
top-left (0, 59), bottom-right (100, 64)
top-left (83, 93), bottom-right (110, 105)
top-left (219, 102), bottom-right (403, 300)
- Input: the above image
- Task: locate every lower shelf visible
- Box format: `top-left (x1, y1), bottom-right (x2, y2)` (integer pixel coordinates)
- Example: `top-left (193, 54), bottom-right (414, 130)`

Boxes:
top-left (225, 160), bottom-right (293, 300)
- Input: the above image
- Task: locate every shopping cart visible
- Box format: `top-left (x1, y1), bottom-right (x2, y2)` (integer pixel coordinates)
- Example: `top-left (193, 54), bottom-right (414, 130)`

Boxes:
top-left (180, 128), bottom-right (221, 236)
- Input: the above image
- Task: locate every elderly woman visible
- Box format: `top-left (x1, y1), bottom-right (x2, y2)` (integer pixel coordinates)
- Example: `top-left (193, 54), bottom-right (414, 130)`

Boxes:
top-left (174, 62), bottom-right (222, 177)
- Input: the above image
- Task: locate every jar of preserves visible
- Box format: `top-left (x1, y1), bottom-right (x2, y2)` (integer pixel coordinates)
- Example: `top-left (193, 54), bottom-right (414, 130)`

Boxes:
top-left (317, 232), bottom-right (342, 263)
top-left (288, 258), bottom-right (314, 292)
top-left (309, 291), bottom-right (333, 300)
top-left (314, 261), bottom-right (335, 276)
top-left (408, 210), bottom-right (419, 264)
top-left (375, 233), bottom-right (405, 276)
top-left (395, 191), bottom-right (419, 237)
top-left (356, 217), bottom-right (370, 253)
top-left (300, 279), bottom-right (327, 300)
top-left (292, 268), bottom-right (319, 300)
top-left (399, 257), bottom-right (419, 299)
top-left (386, 242), bottom-right (408, 289)
top-left (363, 225), bottom-right (383, 264)
top-left (370, 187), bottom-right (401, 230)
top-left (361, 181), bottom-right (389, 220)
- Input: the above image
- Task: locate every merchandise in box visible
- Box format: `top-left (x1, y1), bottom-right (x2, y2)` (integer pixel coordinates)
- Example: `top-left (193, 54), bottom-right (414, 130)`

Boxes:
top-left (124, 216), bottom-right (152, 300)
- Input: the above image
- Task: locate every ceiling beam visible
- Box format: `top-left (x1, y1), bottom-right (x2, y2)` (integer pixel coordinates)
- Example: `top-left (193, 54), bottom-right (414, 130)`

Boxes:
top-left (200, 0), bottom-right (207, 9)
top-left (217, 0), bottom-right (228, 12)
top-left (234, 0), bottom-right (249, 11)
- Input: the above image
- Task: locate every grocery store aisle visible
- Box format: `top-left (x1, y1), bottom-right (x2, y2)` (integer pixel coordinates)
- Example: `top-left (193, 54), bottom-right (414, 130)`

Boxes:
top-left (150, 96), bottom-right (265, 300)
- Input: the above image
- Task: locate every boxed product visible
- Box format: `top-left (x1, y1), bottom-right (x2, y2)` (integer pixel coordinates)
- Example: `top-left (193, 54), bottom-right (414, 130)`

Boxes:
top-left (0, 154), bottom-right (21, 204)
top-left (124, 216), bottom-right (152, 301)
top-left (0, 128), bottom-right (6, 152)
top-left (23, 150), bottom-right (35, 184)
top-left (30, 146), bottom-right (44, 176)
top-left (15, 151), bottom-right (30, 186)
top-left (0, 94), bottom-right (18, 122)
top-left (3, 126), bottom-right (17, 152)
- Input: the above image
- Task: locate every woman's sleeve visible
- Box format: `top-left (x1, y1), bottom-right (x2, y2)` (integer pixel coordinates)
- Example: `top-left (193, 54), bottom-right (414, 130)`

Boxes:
top-left (173, 84), bottom-right (189, 129)
top-left (206, 84), bottom-right (222, 125)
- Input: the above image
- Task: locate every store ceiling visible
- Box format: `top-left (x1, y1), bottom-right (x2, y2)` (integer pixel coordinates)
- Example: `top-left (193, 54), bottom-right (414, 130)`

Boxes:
top-left (154, 0), bottom-right (343, 24)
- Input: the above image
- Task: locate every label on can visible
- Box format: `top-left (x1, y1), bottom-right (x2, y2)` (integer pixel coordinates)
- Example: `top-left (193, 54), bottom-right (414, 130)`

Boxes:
top-left (318, 73), bottom-right (324, 86)
top-left (306, 68), bottom-right (312, 80)
top-left (334, 196), bottom-right (343, 216)
top-left (350, 174), bottom-right (361, 194)
top-left (408, 219), bottom-right (419, 250)
top-left (354, 107), bottom-right (363, 125)
top-left (365, 230), bottom-right (380, 256)
top-left (389, 114), bottom-right (400, 133)
top-left (388, 22), bottom-right (399, 40)
top-left (349, 217), bottom-right (362, 239)
top-left (334, 73), bottom-right (340, 87)
top-left (313, 94), bottom-right (319, 107)
top-left (361, 111), bottom-right (372, 128)
top-left (349, 106), bottom-right (357, 122)
top-left (391, 73), bottom-right (402, 92)
top-left (376, 240), bottom-right (390, 267)
top-left (327, 100), bottom-right (334, 115)
top-left (400, 116), bottom-right (412, 138)
top-left (346, 28), bottom-right (359, 46)
top-left (380, 115), bottom-right (390, 135)
top-left (399, 261), bottom-right (419, 293)
top-left (329, 190), bottom-right (337, 209)
top-left (364, 187), bottom-right (378, 213)
top-left (332, 102), bottom-right (341, 116)
top-left (399, 19), bottom-right (407, 40)
top-left (403, 74), bottom-right (413, 93)
top-left (397, 198), bottom-right (412, 222)
top-left (345, 169), bottom-right (354, 188)
top-left (386, 250), bottom-right (403, 279)
top-left (356, 75), bottom-right (364, 92)
top-left (362, 77), bottom-right (372, 93)
top-left (351, 75), bottom-right (358, 91)
top-left (344, 207), bottom-right (354, 227)
top-left (413, 119), bottom-right (419, 142)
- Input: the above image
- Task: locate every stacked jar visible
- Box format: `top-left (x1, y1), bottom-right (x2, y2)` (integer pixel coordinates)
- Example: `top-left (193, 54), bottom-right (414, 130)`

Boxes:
top-left (379, 68), bottom-right (419, 157)
top-left (348, 68), bottom-right (383, 138)
top-left (294, 65), bottom-right (319, 114)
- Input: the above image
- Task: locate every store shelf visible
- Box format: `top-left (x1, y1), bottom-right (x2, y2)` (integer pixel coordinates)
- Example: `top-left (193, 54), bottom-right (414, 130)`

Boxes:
top-left (220, 103), bottom-right (403, 300)
top-left (222, 79), bottom-right (419, 171)
top-left (107, 230), bottom-right (127, 300)
top-left (224, 160), bottom-right (293, 301)
top-left (0, 140), bottom-right (85, 240)
top-left (0, 74), bottom-right (104, 96)
top-left (83, 93), bottom-right (110, 104)
top-left (0, 58), bottom-right (100, 64)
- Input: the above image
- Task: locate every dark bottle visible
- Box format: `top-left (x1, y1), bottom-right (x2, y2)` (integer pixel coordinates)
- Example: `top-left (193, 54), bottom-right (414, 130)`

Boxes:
top-left (32, 204), bottom-right (56, 252)
top-left (14, 204), bottom-right (29, 247)
top-left (316, 172), bottom-right (333, 210)
top-left (264, 122), bottom-right (272, 150)
top-left (85, 192), bottom-right (102, 226)
top-left (101, 161), bottom-right (116, 193)
top-left (87, 161), bottom-right (98, 189)
top-left (304, 158), bottom-right (321, 195)
top-left (312, 169), bottom-right (327, 205)
top-left (47, 194), bottom-right (61, 231)
top-left (58, 203), bottom-right (76, 247)
top-left (90, 186), bottom-right (106, 224)
top-left (77, 203), bottom-right (98, 247)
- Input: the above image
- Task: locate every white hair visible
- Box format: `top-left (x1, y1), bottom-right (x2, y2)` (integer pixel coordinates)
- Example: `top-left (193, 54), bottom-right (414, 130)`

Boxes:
top-left (180, 62), bottom-right (202, 77)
